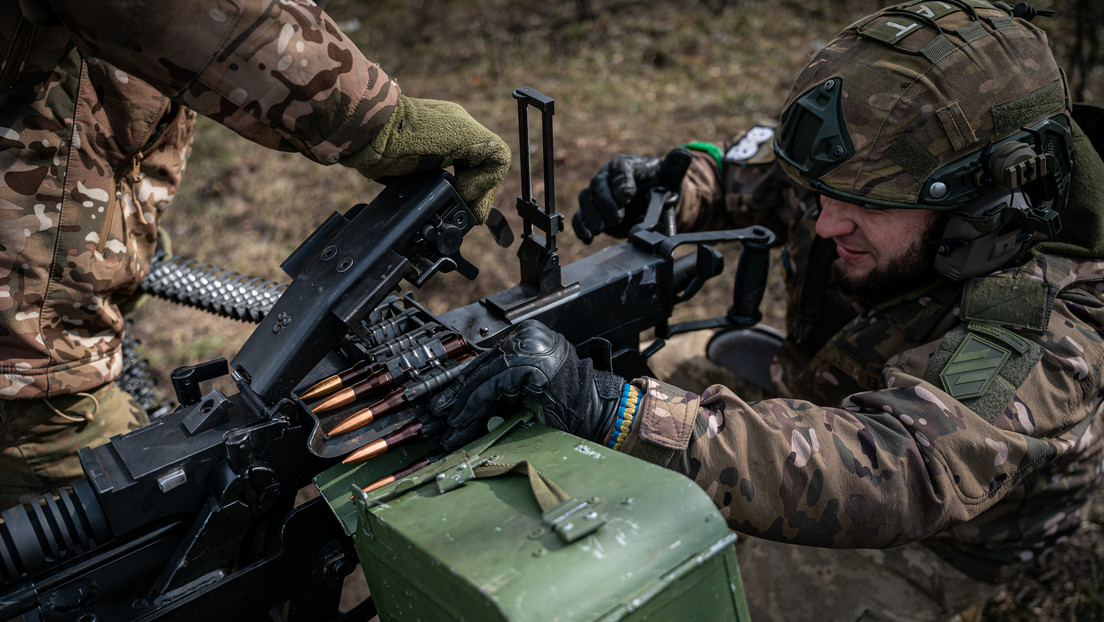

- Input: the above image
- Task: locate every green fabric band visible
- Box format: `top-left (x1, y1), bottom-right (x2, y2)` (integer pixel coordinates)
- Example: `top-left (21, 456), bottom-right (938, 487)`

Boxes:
top-left (987, 15), bottom-right (1017, 31)
top-left (473, 460), bottom-right (571, 513)
top-left (681, 141), bottom-right (725, 171)
top-left (937, 102), bottom-right (978, 151)
top-left (956, 21), bottom-right (988, 43)
top-left (922, 34), bottom-right (957, 64)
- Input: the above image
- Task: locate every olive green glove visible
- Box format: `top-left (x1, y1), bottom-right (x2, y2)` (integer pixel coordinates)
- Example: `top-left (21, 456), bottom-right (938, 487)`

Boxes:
top-left (341, 95), bottom-right (511, 222)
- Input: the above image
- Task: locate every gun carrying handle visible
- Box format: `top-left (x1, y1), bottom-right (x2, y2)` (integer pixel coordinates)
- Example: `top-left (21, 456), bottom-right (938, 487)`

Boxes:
top-left (729, 232), bottom-right (774, 327)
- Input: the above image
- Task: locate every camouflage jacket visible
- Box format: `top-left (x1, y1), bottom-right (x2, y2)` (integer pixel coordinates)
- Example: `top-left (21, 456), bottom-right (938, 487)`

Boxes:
top-left (0, 0), bottom-right (397, 399)
top-left (623, 126), bottom-right (1104, 583)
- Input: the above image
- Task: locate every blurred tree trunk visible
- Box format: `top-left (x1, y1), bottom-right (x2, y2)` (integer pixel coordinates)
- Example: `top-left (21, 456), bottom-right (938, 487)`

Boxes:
top-left (1068, 0), bottom-right (1103, 101)
top-left (575, 0), bottom-right (593, 21)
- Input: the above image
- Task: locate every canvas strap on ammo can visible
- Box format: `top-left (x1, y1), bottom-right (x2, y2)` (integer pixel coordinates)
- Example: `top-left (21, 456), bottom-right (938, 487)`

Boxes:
top-left (365, 407), bottom-right (608, 543)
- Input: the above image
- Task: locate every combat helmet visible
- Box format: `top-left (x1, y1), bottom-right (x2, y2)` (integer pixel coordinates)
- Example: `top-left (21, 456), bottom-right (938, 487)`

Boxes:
top-left (774, 0), bottom-right (1075, 280)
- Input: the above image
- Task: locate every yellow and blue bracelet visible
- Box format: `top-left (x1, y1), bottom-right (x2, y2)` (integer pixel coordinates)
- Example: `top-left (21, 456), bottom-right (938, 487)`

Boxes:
top-left (608, 383), bottom-right (640, 450)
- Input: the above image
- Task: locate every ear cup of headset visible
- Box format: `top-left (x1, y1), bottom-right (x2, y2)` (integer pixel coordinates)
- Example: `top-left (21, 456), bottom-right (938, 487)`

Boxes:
top-left (933, 188), bottom-right (1034, 281)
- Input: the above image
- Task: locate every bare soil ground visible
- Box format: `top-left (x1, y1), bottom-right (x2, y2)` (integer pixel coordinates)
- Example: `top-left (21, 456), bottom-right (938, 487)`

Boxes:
top-left (128, 1), bottom-right (1104, 619)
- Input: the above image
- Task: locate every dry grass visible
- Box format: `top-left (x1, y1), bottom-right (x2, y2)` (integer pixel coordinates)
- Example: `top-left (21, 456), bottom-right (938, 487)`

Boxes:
top-left (127, 1), bottom-right (1104, 620)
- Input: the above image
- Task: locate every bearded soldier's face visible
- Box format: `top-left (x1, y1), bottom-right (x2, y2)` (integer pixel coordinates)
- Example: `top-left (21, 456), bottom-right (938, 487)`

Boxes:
top-left (814, 196), bottom-right (942, 302)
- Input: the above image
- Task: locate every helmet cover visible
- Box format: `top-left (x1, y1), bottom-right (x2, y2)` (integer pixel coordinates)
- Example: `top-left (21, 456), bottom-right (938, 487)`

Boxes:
top-left (775, 0), bottom-right (1073, 214)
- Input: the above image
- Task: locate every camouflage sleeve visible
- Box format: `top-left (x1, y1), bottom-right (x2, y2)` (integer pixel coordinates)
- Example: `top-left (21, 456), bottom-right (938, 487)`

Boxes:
top-left (40, 0), bottom-right (397, 164)
top-left (622, 323), bottom-right (1103, 548)
top-left (674, 150), bottom-right (726, 232)
top-left (719, 124), bottom-right (813, 244)
top-left (676, 124), bottom-right (813, 242)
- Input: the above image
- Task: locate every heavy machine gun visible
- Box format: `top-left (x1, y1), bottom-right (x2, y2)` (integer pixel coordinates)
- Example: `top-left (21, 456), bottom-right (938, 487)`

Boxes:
top-left (0, 88), bottom-right (775, 621)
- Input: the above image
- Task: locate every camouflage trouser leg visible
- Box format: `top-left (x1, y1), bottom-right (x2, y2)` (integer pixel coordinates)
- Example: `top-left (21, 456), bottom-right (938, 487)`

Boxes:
top-left (737, 536), bottom-right (1000, 622)
top-left (0, 382), bottom-right (149, 510)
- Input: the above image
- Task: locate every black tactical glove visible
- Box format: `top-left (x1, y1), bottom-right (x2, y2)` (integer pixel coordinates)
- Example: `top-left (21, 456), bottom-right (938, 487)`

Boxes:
top-left (572, 147), bottom-right (693, 243)
top-left (429, 320), bottom-right (626, 451)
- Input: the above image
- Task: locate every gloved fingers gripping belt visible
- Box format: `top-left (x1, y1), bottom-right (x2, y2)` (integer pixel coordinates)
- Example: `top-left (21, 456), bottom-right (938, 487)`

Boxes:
top-left (429, 320), bottom-right (627, 451)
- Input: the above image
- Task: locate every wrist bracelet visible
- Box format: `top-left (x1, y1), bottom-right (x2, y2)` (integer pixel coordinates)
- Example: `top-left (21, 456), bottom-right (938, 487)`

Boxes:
top-left (608, 383), bottom-right (640, 451)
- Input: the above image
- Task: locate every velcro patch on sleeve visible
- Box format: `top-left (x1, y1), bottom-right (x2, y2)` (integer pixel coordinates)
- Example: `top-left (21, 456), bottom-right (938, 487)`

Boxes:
top-left (940, 333), bottom-right (1010, 400)
top-left (925, 324), bottom-right (1044, 423)
top-left (963, 277), bottom-right (1053, 332)
top-left (966, 321), bottom-right (1031, 354)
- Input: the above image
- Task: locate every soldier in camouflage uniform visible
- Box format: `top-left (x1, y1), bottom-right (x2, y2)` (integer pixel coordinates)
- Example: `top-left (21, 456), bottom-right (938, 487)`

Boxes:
top-left (433, 1), bottom-right (1104, 619)
top-left (0, 0), bottom-right (511, 509)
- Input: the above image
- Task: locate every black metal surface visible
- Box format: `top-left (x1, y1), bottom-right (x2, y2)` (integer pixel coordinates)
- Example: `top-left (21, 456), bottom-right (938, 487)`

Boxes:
top-left (6, 500), bottom-right (358, 622)
top-left (488, 87), bottom-right (575, 313)
top-left (0, 482), bottom-right (110, 585)
top-left (232, 171), bottom-right (475, 404)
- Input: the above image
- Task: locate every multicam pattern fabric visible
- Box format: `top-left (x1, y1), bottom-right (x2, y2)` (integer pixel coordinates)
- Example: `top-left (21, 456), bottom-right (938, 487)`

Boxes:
top-left (624, 116), bottom-right (1104, 582)
top-left (775, 0), bottom-right (1070, 209)
top-left (0, 380), bottom-right (147, 508)
top-left (0, 0), bottom-right (398, 399)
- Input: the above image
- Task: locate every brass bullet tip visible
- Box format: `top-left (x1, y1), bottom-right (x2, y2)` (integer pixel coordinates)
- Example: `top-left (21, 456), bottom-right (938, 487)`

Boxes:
top-left (313, 387), bottom-right (357, 414)
top-left (362, 475), bottom-right (397, 494)
top-left (327, 407), bottom-right (375, 437)
top-left (342, 438), bottom-right (389, 464)
top-left (299, 376), bottom-right (342, 401)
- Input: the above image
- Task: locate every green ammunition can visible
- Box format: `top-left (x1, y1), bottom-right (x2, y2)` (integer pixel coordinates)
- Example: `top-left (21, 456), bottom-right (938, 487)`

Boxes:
top-left (317, 414), bottom-right (749, 621)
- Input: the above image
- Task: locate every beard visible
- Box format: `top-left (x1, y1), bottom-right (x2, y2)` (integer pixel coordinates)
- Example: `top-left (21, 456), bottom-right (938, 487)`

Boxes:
top-left (832, 221), bottom-right (943, 304)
